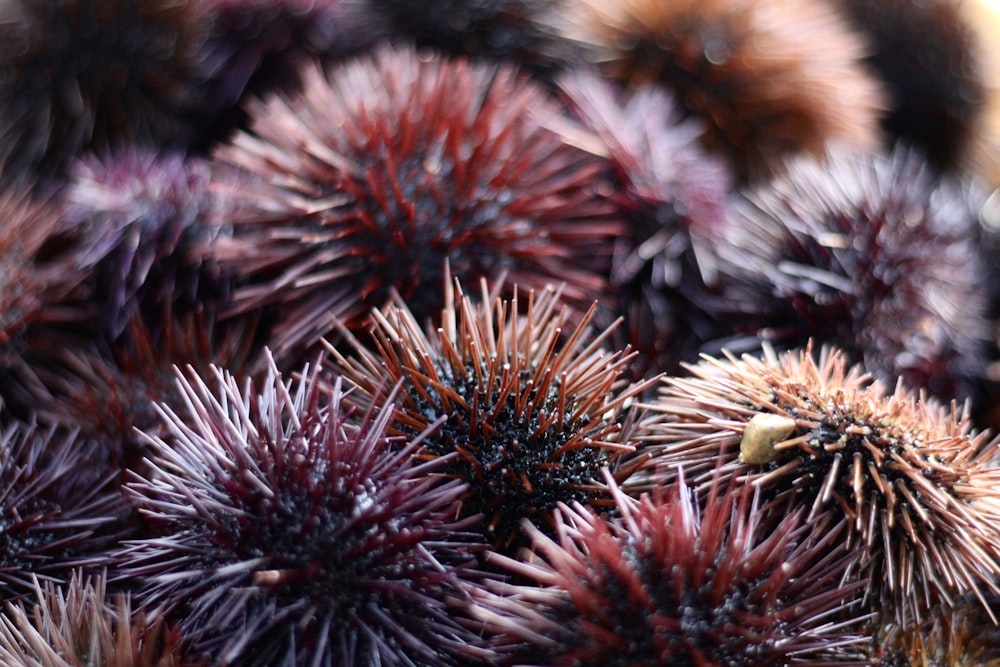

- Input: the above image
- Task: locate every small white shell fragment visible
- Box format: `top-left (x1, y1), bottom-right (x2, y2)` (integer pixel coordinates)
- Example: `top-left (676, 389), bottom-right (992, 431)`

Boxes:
top-left (739, 413), bottom-right (798, 464)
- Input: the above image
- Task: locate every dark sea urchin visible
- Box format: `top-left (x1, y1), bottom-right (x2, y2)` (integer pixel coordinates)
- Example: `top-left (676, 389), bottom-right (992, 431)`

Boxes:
top-left (369, 0), bottom-right (575, 76)
top-left (831, 0), bottom-right (987, 173)
top-left (634, 345), bottom-right (1000, 627)
top-left (556, 69), bottom-right (733, 376)
top-left (0, 571), bottom-right (185, 667)
top-left (210, 45), bottom-right (618, 366)
top-left (0, 414), bottom-right (124, 602)
top-left (331, 278), bottom-right (654, 555)
top-left (119, 355), bottom-right (489, 667)
top-left (472, 475), bottom-right (866, 666)
top-left (717, 147), bottom-right (989, 402)
top-left (0, 0), bottom-right (216, 182)
top-left (562, 0), bottom-right (884, 180)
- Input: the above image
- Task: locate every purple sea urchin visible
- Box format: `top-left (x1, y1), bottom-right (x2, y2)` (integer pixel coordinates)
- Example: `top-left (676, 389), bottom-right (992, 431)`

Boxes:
top-left (63, 149), bottom-right (223, 338)
top-left (197, 0), bottom-right (379, 146)
top-left (0, 571), bottom-right (186, 667)
top-left (562, 0), bottom-right (884, 180)
top-left (210, 45), bottom-right (618, 365)
top-left (0, 0), bottom-right (216, 181)
top-left (120, 354), bottom-right (488, 667)
top-left (0, 413), bottom-right (124, 601)
top-left (557, 69), bottom-right (733, 376)
top-left (331, 277), bottom-right (654, 555)
top-left (717, 146), bottom-right (989, 402)
top-left (635, 345), bottom-right (1000, 626)
top-left (473, 475), bottom-right (867, 666)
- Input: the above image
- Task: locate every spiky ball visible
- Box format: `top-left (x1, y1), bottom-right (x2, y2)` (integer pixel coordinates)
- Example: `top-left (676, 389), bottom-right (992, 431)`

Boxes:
top-left (472, 476), bottom-right (867, 666)
top-left (635, 345), bottom-right (1000, 626)
top-left (63, 149), bottom-right (223, 338)
top-left (831, 0), bottom-right (987, 172)
top-left (0, 571), bottom-right (186, 667)
top-left (562, 0), bottom-right (884, 180)
top-left (197, 0), bottom-right (379, 146)
top-left (210, 45), bottom-right (618, 365)
top-left (368, 0), bottom-right (576, 76)
top-left (119, 354), bottom-right (489, 667)
top-left (0, 413), bottom-right (124, 601)
top-left (716, 146), bottom-right (988, 401)
top-left (331, 278), bottom-right (654, 555)
top-left (557, 69), bottom-right (733, 376)
top-left (0, 0), bottom-right (216, 182)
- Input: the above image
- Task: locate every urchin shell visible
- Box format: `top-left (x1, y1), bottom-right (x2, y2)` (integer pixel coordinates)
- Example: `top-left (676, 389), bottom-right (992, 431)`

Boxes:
top-left (330, 277), bottom-right (654, 555)
top-left (715, 146), bottom-right (989, 402)
top-left (119, 354), bottom-right (489, 667)
top-left (196, 0), bottom-right (379, 146)
top-left (634, 345), bottom-right (1000, 626)
top-left (472, 476), bottom-right (868, 666)
top-left (24, 310), bottom-right (261, 472)
top-left (210, 45), bottom-right (619, 366)
top-left (562, 0), bottom-right (884, 180)
top-left (0, 187), bottom-right (92, 419)
top-left (0, 0), bottom-right (216, 181)
top-left (0, 571), bottom-right (185, 667)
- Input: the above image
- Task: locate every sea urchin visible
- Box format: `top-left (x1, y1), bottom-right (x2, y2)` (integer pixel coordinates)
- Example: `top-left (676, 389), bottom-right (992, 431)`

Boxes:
top-left (210, 44), bottom-right (618, 365)
top-left (635, 345), bottom-right (1000, 626)
top-left (119, 354), bottom-right (488, 667)
top-left (331, 277), bottom-right (654, 555)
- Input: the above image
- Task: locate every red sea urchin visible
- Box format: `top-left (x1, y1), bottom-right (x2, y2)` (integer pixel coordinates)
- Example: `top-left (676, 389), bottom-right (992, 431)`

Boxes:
top-left (330, 277), bottom-right (655, 555)
top-left (634, 345), bottom-right (1000, 626)
top-left (716, 146), bottom-right (989, 402)
top-left (472, 475), bottom-right (867, 666)
top-left (119, 354), bottom-right (490, 667)
top-left (0, 0), bottom-right (216, 182)
top-left (210, 45), bottom-right (618, 366)
top-left (561, 0), bottom-right (884, 180)
top-left (0, 571), bottom-right (187, 667)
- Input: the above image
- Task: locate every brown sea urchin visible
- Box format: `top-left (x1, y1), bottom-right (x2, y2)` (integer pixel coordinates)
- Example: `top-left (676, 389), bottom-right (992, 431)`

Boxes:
top-left (0, 571), bottom-right (186, 667)
top-left (562, 0), bottom-right (884, 180)
top-left (635, 345), bottom-right (1000, 626)
top-left (331, 277), bottom-right (655, 555)
top-left (210, 45), bottom-right (618, 366)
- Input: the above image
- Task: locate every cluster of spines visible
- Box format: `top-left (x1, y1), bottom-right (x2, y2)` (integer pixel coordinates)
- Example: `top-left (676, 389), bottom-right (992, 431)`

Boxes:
top-left (632, 345), bottom-right (1000, 628)
top-left (0, 0), bottom-right (996, 664)
top-left (472, 474), bottom-right (869, 666)
top-left (118, 354), bottom-right (489, 666)
top-left (331, 277), bottom-right (654, 555)
top-left (209, 44), bottom-right (618, 368)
